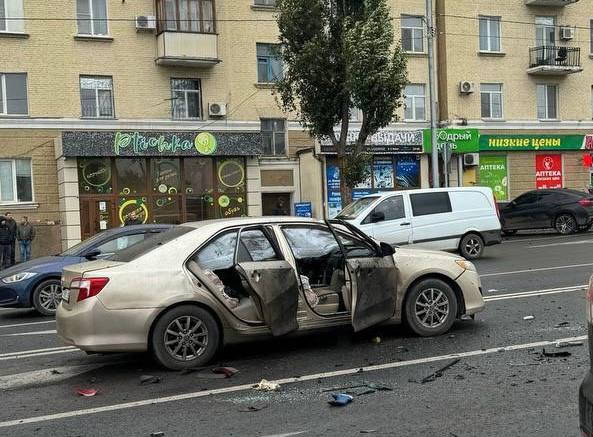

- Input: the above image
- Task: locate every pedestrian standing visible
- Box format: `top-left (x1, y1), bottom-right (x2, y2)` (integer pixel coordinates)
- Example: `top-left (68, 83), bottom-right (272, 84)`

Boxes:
top-left (0, 218), bottom-right (12, 269)
top-left (16, 216), bottom-right (35, 263)
top-left (5, 212), bottom-right (16, 266)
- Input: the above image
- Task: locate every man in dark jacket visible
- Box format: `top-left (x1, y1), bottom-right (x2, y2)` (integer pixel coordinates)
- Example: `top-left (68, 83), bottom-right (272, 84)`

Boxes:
top-left (5, 212), bottom-right (16, 266)
top-left (16, 216), bottom-right (35, 263)
top-left (0, 218), bottom-right (12, 269)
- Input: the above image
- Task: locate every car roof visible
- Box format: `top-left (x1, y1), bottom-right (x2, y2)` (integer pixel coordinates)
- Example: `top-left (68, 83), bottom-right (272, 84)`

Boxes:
top-left (355, 186), bottom-right (493, 200)
top-left (181, 216), bottom-right (324, 230)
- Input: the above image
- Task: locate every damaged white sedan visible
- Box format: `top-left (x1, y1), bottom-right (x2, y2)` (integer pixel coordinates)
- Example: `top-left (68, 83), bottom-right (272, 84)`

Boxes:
top-left (57, 217), bottom-right (485, 370)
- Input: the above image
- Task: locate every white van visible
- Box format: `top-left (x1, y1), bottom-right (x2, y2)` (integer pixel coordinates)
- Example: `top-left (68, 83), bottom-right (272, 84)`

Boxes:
top-left (335, 187), bottom-right (501, 259)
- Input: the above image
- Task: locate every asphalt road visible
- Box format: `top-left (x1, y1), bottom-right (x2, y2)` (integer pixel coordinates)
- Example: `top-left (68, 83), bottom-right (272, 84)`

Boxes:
top-left (0, 231), bottom-right (591, 437)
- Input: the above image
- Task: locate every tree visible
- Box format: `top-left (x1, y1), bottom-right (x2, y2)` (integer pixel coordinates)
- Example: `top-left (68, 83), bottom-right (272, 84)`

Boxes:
top-left (275, 0), bottom-right (408, 205)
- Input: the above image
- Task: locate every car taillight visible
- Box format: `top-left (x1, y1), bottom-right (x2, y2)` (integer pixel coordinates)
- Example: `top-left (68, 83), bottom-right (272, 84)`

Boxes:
top-left (71, 277), bottom-right (109, 302)
top-left (587, 276), bottom-right (593, 322)
top-left (579, 198), bottom-right (593, 207)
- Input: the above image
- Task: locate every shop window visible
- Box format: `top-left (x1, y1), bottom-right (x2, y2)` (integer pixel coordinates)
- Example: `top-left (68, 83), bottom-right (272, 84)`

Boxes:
top-left (257, 43), bottom-right (283, 83)
top-left (80, 75), bottom-right (114, 118)
top-left (0, 0), bottom-right (25, 33)
top-left (118, 197), bottom-right (149, 226)
top-left (479, 16), bottom-right (501, 52)
top-left (373, 158), bottom-right (394, 189)
top-left (78, 158), bottom-right (113, 194)
top-left (184, 158), bottom-right (216, 222)
top-left (152, 196), bottom-right (182, 224)
top-left (156, 0), bottom-right (215, 33)
top-left (395, 155), bottom-right (420, 189)
top-left (404, 84), bottom-right (425, 121)
top-left (0, 73), bottom-right (28, 115)
top-left (261, 119), bottom-right (286, 156)
top-left (401, 15), bottom-right (424, 53)
top-left (171, 78), bottom-right (202, 120)
top-left (116, 158), bottom-right (147, 195)
top-left (480, 83), bottom-right (503, 119)
top-left (0, 159), bottom-right (32, 203)
top-left (254, 0), bottom-right (276, 6)
top-left (216, 159), bottom-right (247, 218)
top-left (76, 0), bottom-right (108, 36)
top-left (151, 158), bottom-right (180, 195)
top-left (536, 84), bottom-right (557, 120)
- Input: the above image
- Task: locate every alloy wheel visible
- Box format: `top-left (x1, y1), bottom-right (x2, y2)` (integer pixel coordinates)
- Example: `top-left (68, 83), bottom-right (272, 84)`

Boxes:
top-left (464, 238), bottom-right (482, 257)
top-left (38, 283), bottom-right (62, 312)
top-left (556, 215), bottom-right (576, 235)
top-left (163, 315), bottom-right (209, 361)
top-left (415, 288), bottom-right (450, 329)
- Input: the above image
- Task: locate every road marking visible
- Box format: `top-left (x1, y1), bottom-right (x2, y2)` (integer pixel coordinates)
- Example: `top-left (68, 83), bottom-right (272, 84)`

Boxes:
top-left (502, 233), bottom-right (591, 244)
top-left (0, 364), bottom-right (103, 391)
top-left (484, 285), bottom-right (586, 301)
top-left (0, 346), bottom-right (78, 361)
top-left (531, 240), bottom-right (593, 248)
top-left (0, 320), bottom-right (55, 330)
top-left (261, 433), bottom-right (308, 437)
top-left (480, 263), bottom-right (593, 277)
top-left (0, 334), bottom-right (586, 429)
top-left (0, 330), bottom-right (57, 337)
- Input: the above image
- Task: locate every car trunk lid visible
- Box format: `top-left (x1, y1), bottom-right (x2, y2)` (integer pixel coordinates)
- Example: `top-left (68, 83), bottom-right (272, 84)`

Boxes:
top-left (61, 260), bottom-right (123, 310)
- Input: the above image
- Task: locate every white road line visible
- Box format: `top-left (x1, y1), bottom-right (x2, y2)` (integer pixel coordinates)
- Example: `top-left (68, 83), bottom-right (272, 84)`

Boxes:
top-left (1, 329), bottom-right (57, 337)
top-left (0, 320), bottom-right (55, 329)
top-left (480, 263), bottom-right (593, 278)
top-left (0, 364), bottom-right (103, 391)
top-left (0, 335), bottom-right (586, 429)
top-left (502, 234), bottom-right (591, 244)
top-left (532, 240), bottom-right (593, 248)
top-left (484, 285), bottom-right (586, 301)
top-left (261, 433), bottom-right (308, 437)
top-left (0, 346), bottom-right (77, 361)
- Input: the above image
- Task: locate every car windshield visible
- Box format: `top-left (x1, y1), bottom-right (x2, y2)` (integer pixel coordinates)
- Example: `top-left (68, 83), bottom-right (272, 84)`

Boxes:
top-left (335, 197), bottom-right (379, 220)
top-left (109, 226), bottom-right (194, 262)
top-left (60, 232), bottom-right (111, 257)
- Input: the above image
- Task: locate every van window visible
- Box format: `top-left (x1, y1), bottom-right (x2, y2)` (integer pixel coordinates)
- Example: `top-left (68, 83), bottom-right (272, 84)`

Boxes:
top-left (335, 196), bottom-right (379, 220)
top-left (410, 192), bottom-right (452, 216)
top-left (449, 191), bottom-right (491, 211)
top-left (362, 196), bottom-right (405, 224)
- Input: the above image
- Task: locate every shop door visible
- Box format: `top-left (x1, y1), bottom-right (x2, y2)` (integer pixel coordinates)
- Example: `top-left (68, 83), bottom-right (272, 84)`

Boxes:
top-left (80, 198), bottom-right (115, 240)
top-left (262, 193), bottom-right (291, 216)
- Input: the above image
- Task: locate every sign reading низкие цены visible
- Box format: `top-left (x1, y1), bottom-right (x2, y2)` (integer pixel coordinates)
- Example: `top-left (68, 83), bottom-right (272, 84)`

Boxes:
top-left (479, 134), bottom-right (590, 151)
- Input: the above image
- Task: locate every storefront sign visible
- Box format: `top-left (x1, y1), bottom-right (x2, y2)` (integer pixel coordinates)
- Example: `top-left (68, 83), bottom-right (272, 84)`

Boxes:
top-left (535, 154), bottom-right (563, 189)
top-left (423, 128), bottom-right (479, 154)
top-left (62, 131), bottom-right (263, 157)
top-left (479, 155), bottom-right (508, 201)
top-left (319, 129), bottom-right (423, 154)
top-left (395, 156), bottom-right (420, 188)
top-left (479, 134), bottom-right (588, 151)
top-left (326, 164), bottom-right (342, 218)
top-left (294, 202), bottom-right (313, 217)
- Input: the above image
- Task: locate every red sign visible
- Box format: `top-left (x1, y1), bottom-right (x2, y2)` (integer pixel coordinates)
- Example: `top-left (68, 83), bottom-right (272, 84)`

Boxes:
top-left (535, 154), bottom-right (562, 189)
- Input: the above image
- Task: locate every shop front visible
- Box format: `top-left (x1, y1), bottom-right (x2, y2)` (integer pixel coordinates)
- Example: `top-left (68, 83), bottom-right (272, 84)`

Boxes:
top-left (318, 129), bottom-right (427, 217)
top-left (61, 130), bottom-right (262, 239)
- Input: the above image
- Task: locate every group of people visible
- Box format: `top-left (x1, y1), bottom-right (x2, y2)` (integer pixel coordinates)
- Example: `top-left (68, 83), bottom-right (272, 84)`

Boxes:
top-left (0, 213), bottom-right (35, 269)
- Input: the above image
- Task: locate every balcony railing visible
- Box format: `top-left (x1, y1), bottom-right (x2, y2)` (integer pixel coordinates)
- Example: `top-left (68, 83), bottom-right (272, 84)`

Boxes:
top-left (527, 45), bottom-right (582, 75)
top-left (156, 32), bottom-right (220, 67)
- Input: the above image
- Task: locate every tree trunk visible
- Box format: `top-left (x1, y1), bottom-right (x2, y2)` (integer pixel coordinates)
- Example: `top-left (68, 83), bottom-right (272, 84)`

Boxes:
top-left (338, 154), bottom-right (353, 208)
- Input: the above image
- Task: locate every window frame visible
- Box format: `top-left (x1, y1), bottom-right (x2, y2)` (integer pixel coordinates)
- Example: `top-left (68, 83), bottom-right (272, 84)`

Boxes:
top-left (479, 15), bottom-right (502, 53)
top-left (76, 0), bottom-right (110, 36)
top-left (536, 83), bottom-right (558, 120)
top-left (480, 83), bottom-right (503, 120)
top-left (156, 0), bottom-right (217, 34)
top-left (0, 158), bottom-right (34, 204)
top-left (261, 118), bottom-right (287, 156)
top-left (0, 72), bottom-right (28, 116)
top-left (253, 0), bottom-right (276, 6)
top-left (170, 78), bottom-right (203, 120)
top-left (401, 15), bottom-right (425, 54)
top-left (404, 84), bottom-right (426, 121)
top-left (79, 75), bottom-right (115, 119)
top-left (236, 226), bottom-right (284, 263)
top-left (256, 43), bottom-right (283, 83)
top-left (0, 0), bottom-right (25, 33)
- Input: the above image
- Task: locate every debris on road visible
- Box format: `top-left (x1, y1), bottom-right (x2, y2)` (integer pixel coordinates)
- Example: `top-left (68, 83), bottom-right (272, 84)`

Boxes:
top-left (150, 432), bottom-right (165, 437)
top-left (523, 315), bottom-right (535, 321)
top-left (50, 369), bottom-right (62, 375)
top-left (372, 336), bottom-right (381, 344)
top-left (420, 359), bottom-right (461, 384)
top-left (253, 379), bottom-right (280, 391)
top-left (360, 430), bottom-right (377, 434)
top-left (555, 341), bottom-right (584, 348)
top-left (212, 367), bottom-right (239, 378)
top-left (328, 393), bottom-right (353, 406)
top-left (76, 389), bottom-right (98, 397)
top-left (239, 404), bottom-right (269, 413)
top-left (139, 375), bottom-right (161, 385)
top-left (321, 382), bottom-right (393, 396)
top-left (541, 349), bottom-right (571, 358)
top-left (554, 322), bottom-right (570, 328)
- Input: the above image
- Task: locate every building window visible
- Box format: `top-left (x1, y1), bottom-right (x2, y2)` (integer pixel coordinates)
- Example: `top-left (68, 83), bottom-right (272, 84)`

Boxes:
top-left (0, 0), bottom-right (24, 33)
top-left (0, 159), bottom-right (32, 203)
top-left (404, 84), bottom-right (426, 121)
top-left (401, 15), bottom-right (424, 53)
top-left (77, 0), bottom-right (108, 36)
top-left (257, 43), bottom-right (283, 83)
top-left (171, 79), bottom-right (202, 119)
top-left (80, 75), bottom-right (114, 118)
top-left (0, 73), bottom-right (27, 115)
top-left (156, 0), bottom-right (215, 33)
top-left (535, 16), bottom-right (555, 46)
top-left (261, 119), bottom-right (286, 156)
top-left (480, 83), bottom-right (503, 119)
top-left (479, 16), bottom-right (501, 52)
top-left (254, 0), bottom-right (276, 6)
top-left (537, 84), bottom-right (557, 120)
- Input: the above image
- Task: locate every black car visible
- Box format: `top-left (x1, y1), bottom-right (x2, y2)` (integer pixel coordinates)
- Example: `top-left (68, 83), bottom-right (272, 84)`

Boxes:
top-left (580, 278), bottom-right (593, 436)
top-left (499, 189), bottom-right (593, 235)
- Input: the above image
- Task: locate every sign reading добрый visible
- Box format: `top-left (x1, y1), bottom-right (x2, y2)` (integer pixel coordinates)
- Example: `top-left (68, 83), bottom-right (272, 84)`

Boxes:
top-left (480, 134), bottom-right (591, 151)
top-left (423, 128), bottom-right (479, 153)
top-left (479, 155), bottom-right (508, 201)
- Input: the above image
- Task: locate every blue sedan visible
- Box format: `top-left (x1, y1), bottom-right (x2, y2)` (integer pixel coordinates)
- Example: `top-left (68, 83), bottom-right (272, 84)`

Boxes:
top-left (0, 224), bottom-right (171, 316)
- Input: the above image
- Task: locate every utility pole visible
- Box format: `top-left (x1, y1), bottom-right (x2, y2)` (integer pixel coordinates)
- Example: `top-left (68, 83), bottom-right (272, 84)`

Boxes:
top-left (426, 0), bottom-right (440, 188)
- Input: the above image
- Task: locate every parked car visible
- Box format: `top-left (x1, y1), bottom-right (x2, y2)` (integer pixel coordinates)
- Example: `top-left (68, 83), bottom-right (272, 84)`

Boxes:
top-left (335, 187), bottom-right (501, 260)
top-left (57, 217), bottom-right (485, 370)
top-left (500, 189), bottom-right (593, 235)
top-left (0, 224), bottom-right (170, 316)
top-left (579, 275), bottom-right (593, 436)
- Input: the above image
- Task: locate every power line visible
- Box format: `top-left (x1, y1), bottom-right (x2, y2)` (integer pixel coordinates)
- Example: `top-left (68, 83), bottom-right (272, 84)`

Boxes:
top-left (438, 13), bottom-right (593, 32)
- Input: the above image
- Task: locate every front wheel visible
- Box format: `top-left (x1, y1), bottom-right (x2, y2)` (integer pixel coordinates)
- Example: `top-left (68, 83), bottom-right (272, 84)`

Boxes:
top-left (32, 279), bottom-right (62, 316)
top-left (555, 214), bottom-right (577, 235)
top-left (151, 305), bottom-right (220, 370)
top-left (459, 233), bottom-right (484, 260)
top-left (404, 278), bottom-right (458, 337)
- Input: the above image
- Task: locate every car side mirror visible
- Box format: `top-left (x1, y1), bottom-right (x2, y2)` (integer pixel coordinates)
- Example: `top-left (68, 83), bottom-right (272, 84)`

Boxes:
top-left (380, 242), bottom-right (395, 257)
top-left (84, 249), bottom-right (101, 260)
top-left (370, 211), bottom-right (385, 223)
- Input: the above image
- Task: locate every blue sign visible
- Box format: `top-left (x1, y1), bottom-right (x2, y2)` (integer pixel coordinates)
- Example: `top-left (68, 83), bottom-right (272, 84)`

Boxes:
top-left (395, 155), bottom-right (420, 188)
top-left (294, 202), bottom-right (313, 218)
top-left (326, 164), bottom-right (342, 218)
top-left (352, 189), bottom-right (375, 200)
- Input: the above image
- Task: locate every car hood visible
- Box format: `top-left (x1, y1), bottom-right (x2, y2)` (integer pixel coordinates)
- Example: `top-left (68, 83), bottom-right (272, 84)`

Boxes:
top-left (0, 256), bottom-right (80, 277)
top-left (394, 246), bottom-right (462, 261)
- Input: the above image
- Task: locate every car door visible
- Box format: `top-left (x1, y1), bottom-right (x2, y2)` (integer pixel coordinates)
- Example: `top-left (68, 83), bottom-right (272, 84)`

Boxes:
top-left (503, 192), bottom-right (539, 229)
top-left (534, 191), bottom-right (555, 227)
top-left (362, 195), bottom-right (412, 246)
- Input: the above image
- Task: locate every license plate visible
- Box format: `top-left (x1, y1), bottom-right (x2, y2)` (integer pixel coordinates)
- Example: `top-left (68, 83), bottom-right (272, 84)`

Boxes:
top-left (61, 289), bottom-right (70, 303)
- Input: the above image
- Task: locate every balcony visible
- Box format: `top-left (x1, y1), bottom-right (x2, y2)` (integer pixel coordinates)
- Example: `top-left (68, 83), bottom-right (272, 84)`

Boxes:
top-left (527, 46), bottom-right (582, 75)
top-left (156, 32), bottom-right (220, 67)
top-left (524, 0), bottom-right (579, 5)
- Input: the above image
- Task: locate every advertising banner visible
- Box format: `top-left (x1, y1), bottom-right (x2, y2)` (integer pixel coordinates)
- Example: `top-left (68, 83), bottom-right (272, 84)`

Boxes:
top-left (373, 159), bottom-right (394, 189)
top-left (479, 155), bottom-right (508, 201)
top-left (319, 129), bottom-right (423, 154)
top-left (326, 164), bottom-right (342, 218)
top-left (535, 154), bottom-right (563, 189)
top-left (480, 134), bottom-right (587, 152)
top-left (423, 129), bottom-right (480, 154)
top-left (395, 155), bottom-right (420, 188)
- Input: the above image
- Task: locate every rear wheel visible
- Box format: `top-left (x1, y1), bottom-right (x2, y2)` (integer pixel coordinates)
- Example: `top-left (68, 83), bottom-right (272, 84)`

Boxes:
top-left (151, 305), bottom-right (220, 370)
top-left (404, 278), bottom-right (458, 337)
top-left (459, 233), bottom-right (484, 260)
top-left (32, 279), bottom-right (62, 316)
top-left (555, 214), bottom-right (577, 235)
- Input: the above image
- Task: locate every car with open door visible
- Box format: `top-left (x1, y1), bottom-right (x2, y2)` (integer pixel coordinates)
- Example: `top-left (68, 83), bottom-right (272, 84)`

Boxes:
top-left (56, 217), bottom-right (485, 370)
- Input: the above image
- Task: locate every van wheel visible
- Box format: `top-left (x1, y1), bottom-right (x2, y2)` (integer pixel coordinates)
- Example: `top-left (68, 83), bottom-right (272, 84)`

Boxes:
top-left (32, 279), bottom-right (62, 316)
top-left (405, 278), bottom-right (458, 337)
top-left (459, 233), bottom-right (484, 260)
top-left (151, 305), bottom-right (220, 370)
top-left (555, 214), bottom-right (577, 235)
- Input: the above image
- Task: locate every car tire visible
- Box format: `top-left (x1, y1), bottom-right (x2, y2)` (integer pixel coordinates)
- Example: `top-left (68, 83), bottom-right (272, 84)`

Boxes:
top-left (32, 279), bottom-right (62, 316)
top-left (555, 214), bottom-right (577, 235)
top-left (502, 229), bottom-right (517, 236)
top-left (404, 278), bottom-right (458, 337)
top-left (459, 233), bottom-right (484, 260)
top-left (151, 305), bottom-right (220, 370)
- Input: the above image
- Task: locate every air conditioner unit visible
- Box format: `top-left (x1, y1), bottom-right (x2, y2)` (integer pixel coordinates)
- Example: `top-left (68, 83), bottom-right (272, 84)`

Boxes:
top-left (560, 26), bottom-right (575, 40)
top-left (463, 153), bottom-right (479, 167)
top-left (135, 15), bottom-right (157, 31)
top-left (459, 81), bottom-right (475, 94)
top-left (208, 102), bottom-right (227, 117)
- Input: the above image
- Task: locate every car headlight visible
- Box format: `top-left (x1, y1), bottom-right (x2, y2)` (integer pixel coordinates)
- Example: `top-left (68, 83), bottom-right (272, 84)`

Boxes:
top-left (455, 260), bottom-right (477, 272)
top-left (1, 272), bottom-right (38, 284)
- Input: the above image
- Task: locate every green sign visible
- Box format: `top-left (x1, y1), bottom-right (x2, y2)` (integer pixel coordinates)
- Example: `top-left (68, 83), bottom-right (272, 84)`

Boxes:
top-left (424, 128), bottom-right (480, 153)
top-left (479, 155), bottom-right (508, 201)
top-left (479, 134), bottom-right (588, 151)
top-left (114, 131), bottom-right (218, 156)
